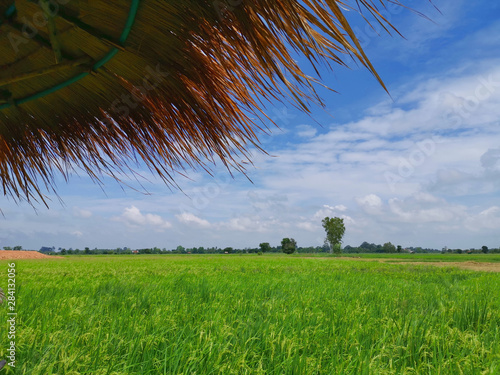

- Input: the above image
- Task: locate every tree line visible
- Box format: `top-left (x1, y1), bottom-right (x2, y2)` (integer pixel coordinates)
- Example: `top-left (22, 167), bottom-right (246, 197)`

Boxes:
top-left (31, 243), bottom-right (500, 256)
top-left (4, 216), bottom-right (498, 255)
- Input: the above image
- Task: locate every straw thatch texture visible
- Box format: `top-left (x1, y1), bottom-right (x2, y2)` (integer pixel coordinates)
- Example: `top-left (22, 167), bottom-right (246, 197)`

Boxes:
top-left (0, 0), bottom-right (403, 205)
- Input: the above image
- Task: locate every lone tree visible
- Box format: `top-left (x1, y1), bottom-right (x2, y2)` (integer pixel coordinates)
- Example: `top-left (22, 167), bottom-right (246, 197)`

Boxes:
top-left (322, 217), bottom-right (345, 254)
top-left (259, 242), bottom-right (272, 253)
top-left (281, 238), bottom-right (297, 254)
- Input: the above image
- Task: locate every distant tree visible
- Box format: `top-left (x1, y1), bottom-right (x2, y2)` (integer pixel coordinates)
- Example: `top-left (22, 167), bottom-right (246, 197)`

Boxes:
top-left (83, 248), bottom-right (90, 254)
top-left (281, 238), bottom-right (297, 254)
top-left (223, 247), bottom-right (233, 254)
top-left (60, 249), bottom-right (67, 255)
top-left (322, 217), bottom-right (345, 254)
top-left (3, 247), bottom-right (11, 250)
top-left (456, 249), bottom-right (462, 254)
top-left (396, 245), bottom-right (402, 253)
top-left (259, 242), bottom-right (271, 253)
top-left (359, 242), bottom-right (376, 252)
top-left (321, 239), bottom-right (330, 253)
top-left (343, 245), bottom-right (360, 254)
top-left (482, 245), bottom-right (489, 254)
top-left (13, 245), bottom-right (22, 250)
top-left (382, 242), bottom-right (396, 253)
top-left (359, 241), bottom-right (369, 249)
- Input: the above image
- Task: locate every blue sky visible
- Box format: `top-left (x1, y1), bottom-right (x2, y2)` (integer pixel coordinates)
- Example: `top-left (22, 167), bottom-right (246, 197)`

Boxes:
top-left (2, 0), bottom-right (500, 250)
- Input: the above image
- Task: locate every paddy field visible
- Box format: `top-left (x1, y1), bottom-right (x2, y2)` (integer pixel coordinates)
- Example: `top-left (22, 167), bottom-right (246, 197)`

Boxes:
top-left (1, 254), bottom-right (499, 374)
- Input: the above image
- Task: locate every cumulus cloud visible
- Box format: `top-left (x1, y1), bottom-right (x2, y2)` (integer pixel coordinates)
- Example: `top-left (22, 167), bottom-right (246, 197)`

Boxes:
top-left (465, 206), bottom-right (500, 231)
top-left (356, 194), bottom-right (383, 215)
top-left (312, 205), bottom-right (350, 222)
top-left (388, 197), bottom-right (461, 223)
top-left (352, 192), bottom-right (472, 229)
top-left (176, 213), bottom-right (211, 228)
top-left (117, 206), bottom-right (172, 230)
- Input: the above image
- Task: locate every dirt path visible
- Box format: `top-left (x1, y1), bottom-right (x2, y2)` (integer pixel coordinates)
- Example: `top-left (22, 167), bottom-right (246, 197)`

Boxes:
top-left (390, 261), bottom-right (500, 272)
top-left (0, 250), bottom-right (62, 260)
top-left (336, 257), bottom-right (500, 272)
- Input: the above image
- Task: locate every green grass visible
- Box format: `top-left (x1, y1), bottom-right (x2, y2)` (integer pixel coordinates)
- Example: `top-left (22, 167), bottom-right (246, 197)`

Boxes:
top-left (1, 255), bottom-right (499, 374)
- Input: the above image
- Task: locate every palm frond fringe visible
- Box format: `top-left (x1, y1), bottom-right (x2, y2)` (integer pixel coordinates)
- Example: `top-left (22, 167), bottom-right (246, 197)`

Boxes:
top-left (0, 0), bottom-right (407, 204)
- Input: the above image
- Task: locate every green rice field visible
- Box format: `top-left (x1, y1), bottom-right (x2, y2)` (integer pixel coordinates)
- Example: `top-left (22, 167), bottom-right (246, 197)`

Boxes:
top-left (1, 254), bottom-right (499, 374)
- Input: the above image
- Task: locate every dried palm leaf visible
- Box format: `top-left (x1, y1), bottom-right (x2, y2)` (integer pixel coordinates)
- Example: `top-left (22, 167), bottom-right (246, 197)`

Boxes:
top-left (0, 0), bottom-right (412, 205)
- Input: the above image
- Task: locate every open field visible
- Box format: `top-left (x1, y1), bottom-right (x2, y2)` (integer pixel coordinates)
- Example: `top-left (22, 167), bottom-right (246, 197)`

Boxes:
top-left (1, 255), bottom-right (499, 374)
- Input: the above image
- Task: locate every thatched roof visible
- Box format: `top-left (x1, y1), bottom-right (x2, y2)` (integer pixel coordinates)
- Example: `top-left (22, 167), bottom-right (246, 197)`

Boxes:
top-left (0, 0), bottom-right (401, 205)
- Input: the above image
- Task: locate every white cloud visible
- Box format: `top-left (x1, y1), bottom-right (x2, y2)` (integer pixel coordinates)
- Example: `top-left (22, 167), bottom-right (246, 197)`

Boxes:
top-left (121, 206), bottom-right (146, 225)
top-left (117, 206), bottom-right (172, 230)
top-left (465, 206), bottom-right (500, 232)
top-left (388, 197), bottom-right (461, 223)
top-left (296, 124), bottom-right (317, 138)
top-left (356, 194), bottom-right (383, 215)
top-left (176, 213), bottom-right (211, 228)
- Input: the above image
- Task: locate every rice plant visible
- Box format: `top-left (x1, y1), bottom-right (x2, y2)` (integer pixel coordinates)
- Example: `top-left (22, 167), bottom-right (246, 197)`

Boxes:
top-left (0, 255), bottom-right (499, 374)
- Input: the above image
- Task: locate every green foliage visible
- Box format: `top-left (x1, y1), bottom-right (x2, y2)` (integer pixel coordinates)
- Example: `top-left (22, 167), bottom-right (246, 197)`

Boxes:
top-left (332, 243), bottom-right (341, 254)
top-left (397, 245), bottom-right (402, 253)
top-left (281, 238), bottom-right (297, 254)
top-left (383, 242), bottom-right (397, 253)
top-left (3, 255), bottom-right (499, 374)
top-left (322, 217), bottom-right (345, 254)
top-left (259, 242), bottom-right (271, 253)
